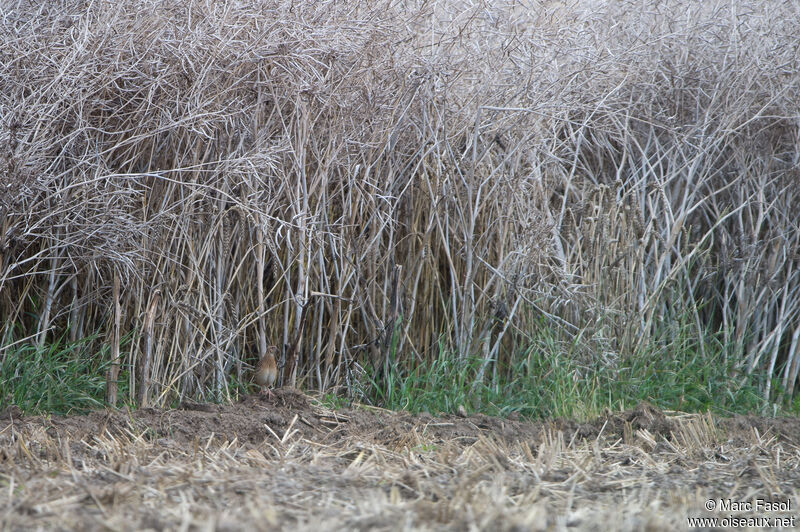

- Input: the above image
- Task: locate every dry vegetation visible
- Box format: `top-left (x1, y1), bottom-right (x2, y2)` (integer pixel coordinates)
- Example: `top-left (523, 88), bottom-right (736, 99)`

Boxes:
top-left (2, 396), bottom-right (800, 530)
top-left (1, 0), bottom-right (800, 406)
top-left (5, 1), bottom-right (800, 529)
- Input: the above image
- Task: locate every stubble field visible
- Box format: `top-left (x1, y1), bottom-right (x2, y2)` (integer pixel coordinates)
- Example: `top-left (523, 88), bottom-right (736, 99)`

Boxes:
top-left (2, 394), bottom-right (798, 531)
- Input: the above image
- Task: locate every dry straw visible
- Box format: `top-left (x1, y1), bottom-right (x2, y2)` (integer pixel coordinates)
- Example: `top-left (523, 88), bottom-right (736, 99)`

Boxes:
top-left (1, 0), bottom-right (798, 404)
top-left (2, 399), bottom-right (798, 530)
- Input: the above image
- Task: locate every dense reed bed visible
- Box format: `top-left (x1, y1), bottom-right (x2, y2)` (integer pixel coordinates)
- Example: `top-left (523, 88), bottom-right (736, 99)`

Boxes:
top-left (1, 0), bottom-right (798, 409)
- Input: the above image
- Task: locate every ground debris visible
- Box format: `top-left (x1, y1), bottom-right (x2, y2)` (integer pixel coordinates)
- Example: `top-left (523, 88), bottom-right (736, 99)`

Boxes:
top-left (1, 394), bottom-right (799, 531)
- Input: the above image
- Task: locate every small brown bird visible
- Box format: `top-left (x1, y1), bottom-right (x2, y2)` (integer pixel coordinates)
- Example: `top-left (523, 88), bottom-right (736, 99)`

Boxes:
top-left (255, 345), bottom-right (278, 398)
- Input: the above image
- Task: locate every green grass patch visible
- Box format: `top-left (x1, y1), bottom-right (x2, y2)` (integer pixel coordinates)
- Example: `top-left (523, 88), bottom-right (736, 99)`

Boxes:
top-left (0, 334), bottom-right (127, 415)
top-left (362, 315), bottom-right (778, 420)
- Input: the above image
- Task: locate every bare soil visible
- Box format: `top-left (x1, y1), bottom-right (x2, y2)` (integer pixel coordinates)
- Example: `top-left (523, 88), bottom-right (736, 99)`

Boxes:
top-left (1, 392), bottom-right (799, 530)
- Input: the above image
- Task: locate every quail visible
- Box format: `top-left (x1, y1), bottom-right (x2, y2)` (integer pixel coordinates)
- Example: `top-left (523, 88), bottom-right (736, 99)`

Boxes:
top-left (255, 345), bottom-right (278, 398)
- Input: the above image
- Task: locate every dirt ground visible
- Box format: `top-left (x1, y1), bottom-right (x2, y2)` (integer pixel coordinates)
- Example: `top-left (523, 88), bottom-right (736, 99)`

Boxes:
top-left (1, 392), bottom-right (799, 531)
